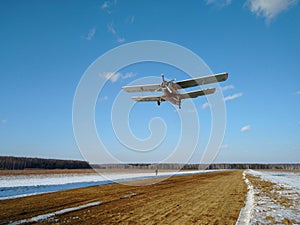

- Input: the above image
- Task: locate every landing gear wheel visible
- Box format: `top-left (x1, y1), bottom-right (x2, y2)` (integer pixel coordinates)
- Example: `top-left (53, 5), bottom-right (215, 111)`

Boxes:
top-left (157, 101), bottom-right (161, 106)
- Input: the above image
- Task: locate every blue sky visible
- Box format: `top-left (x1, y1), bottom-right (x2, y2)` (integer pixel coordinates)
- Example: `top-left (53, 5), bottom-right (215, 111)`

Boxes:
top-left (0, 0), bottom-right (299, 163)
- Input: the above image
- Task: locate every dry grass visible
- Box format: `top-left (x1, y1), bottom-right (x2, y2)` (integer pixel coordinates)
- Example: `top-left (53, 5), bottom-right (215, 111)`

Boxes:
top-left (281, 218), bottom-right (296, 225)
top-left (0, 170), bottom-right (247, 225)
top-left (246, 174), bottom-right (293, 208)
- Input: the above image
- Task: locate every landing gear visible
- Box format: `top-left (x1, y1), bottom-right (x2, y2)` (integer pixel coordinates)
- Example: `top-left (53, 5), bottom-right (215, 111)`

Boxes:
top-left (157, 100), bottom-right (161, 106)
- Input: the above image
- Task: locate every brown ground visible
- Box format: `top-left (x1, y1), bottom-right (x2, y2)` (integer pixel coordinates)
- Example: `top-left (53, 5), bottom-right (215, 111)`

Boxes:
top-left (0, 170), bottom-right (247, 225)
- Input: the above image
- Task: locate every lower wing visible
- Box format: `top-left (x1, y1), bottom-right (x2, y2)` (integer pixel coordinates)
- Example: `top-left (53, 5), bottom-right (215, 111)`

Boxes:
top-left (122, 84), bottom-right (161, 93)
top-left (179, 88), bottom-right (216, 99)
top-left (131, 96), bottom-right (165, 102)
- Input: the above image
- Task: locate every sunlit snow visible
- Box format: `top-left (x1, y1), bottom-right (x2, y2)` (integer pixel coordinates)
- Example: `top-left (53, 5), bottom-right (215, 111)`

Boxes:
top-left (237, 170), bottom-right (300, 225)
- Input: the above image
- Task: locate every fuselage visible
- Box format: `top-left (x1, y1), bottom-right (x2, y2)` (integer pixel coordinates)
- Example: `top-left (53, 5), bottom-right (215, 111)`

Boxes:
top-left (161, 81), bottom-right (181, 106)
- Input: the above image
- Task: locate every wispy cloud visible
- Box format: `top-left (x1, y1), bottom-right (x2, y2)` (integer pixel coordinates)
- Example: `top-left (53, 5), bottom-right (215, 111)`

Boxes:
top-left (201, 102), bottom-right (209, 109)
top-left (102, 0), bottom-right (129, 44)
top-left (102, 72), bottom-right (121, 83)
top-left (206, 0), bottom-right (232, 7)
top-left (107, 22), bottom-right (127, 44)
top-left (101, 72), bottom-right (135, 83)
top-left (296, 90), bottom-right (300, 95)
top-left (220, 144), bottom-right (229, 149)
top-left (101, 1), bottom-right (110, 9)
top-left (224, 92), bottom-right (243, 101)
top-left (246, 0), bottom-right (298, 23)
top-left (221, 85), bottom-right (234, 91)
top-left (187, 109), bottom-right (197, 113)
top-left (201, 92), bottom-right (243, 109)
top-left (117, 37), bottom-right (125, 43)
top-left (126, 15), bottom-right (135, 24)
top-left (240, 125), bottom-right (251, 132)
top-left (107, 22), bottom-right (116, 35)
top-left (84, 28), bottom-right (96, 41)
top-left (122, 72), bottom-right (135, 79)
top-left (99, 96), bottom-right (109, 101)
top-left (101, 0), bottom-right (117, 14)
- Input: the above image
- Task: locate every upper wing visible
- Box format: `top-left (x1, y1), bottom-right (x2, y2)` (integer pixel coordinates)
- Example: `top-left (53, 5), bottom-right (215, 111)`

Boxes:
top-left (131, 96), bottom-right (165, 102)
top-left (179, 88), bottom-right (216, 99)
top-left (175, 72), bottom-right (228, 89)
top-left (122, 84), bottom-right (161, 93)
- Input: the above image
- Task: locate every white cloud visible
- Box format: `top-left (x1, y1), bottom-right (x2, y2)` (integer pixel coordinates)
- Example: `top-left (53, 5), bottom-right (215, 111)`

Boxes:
top-left (107, 22), bottom-right (126, 43)
top-left (187, 109), bottom-right (197, 113)
top-left (126, 15), bottom-right (135, 24)
top-left (84, 28), bottom-right (96, 41)
top-left (240, 125), bottom-right (251, 132)
top-left (220, 144), bottom-right (229, 149)
top-left (101, 72), bottom-right (135, 83)
top-left (296, 90), bottom-right (300, 95)
top-left (99, 96), bottom-right (109, 101)
top-left (117, 37), bottom-right (125, 43)
top-left (1, 119), bottom-right (7, 124)
top-left (107, 22), bottom-right (116, 35)
top-left (224, 92), bottom-right (243, 101)
top-left (201, 102), bottom-right (209, 109)
top-left (102, 72), bottom-right (121, 83)
top-left (246, 0), bottom-right (298, 23)
top-left (101, 1), bottom-right (110, 9)
top-left (222, 85), bottom-right (234, 91)
top-left (202, 92), bottom-right (242, 109)
top-left (101, 0), bottom-right (117, 13)
top-left (122, 72), bottom-right (135, 79)
top-left (206, 0), bottom-right (232, 7)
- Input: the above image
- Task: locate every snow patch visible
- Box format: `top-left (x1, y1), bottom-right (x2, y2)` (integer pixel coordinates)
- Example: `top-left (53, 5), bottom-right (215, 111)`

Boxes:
top-left (9, 201), bottom-right (102, 225)
top-left (238, 170), bottom-right (300, 224)
top-left (236, 170), bottom-right (254, 225)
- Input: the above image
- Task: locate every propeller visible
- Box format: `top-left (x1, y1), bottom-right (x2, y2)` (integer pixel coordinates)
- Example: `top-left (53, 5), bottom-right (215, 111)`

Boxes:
top-left (166, 84), bottom-right (172, 93)
top-left (160, 74), bottom-right (175, 93)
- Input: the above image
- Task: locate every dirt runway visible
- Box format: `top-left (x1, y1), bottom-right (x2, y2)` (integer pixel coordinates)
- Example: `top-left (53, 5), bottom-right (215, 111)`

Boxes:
top-left (1, 170), bottom-right (247, 225)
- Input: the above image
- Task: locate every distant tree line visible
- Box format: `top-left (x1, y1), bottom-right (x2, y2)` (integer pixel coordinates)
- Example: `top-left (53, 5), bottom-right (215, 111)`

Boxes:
top-left (0, 156), bottom-right (91, 170)
top-left (1, 156), bottom-right (299, 170)
top-left (92, 163), bottom-right (300, 170)
top-left (207, 163), bottom-right (300, 170)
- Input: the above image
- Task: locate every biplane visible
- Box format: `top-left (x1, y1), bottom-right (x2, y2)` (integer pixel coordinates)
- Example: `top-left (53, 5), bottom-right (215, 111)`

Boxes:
top-left (122, 72), bottom-right (228, 109)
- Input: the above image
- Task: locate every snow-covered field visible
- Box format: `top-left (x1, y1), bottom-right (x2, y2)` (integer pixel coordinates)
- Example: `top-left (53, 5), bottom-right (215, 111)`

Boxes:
top-left (237, 170), bottom-right (300, 225)
top-left (0, 170), bottom-right (211, 200)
